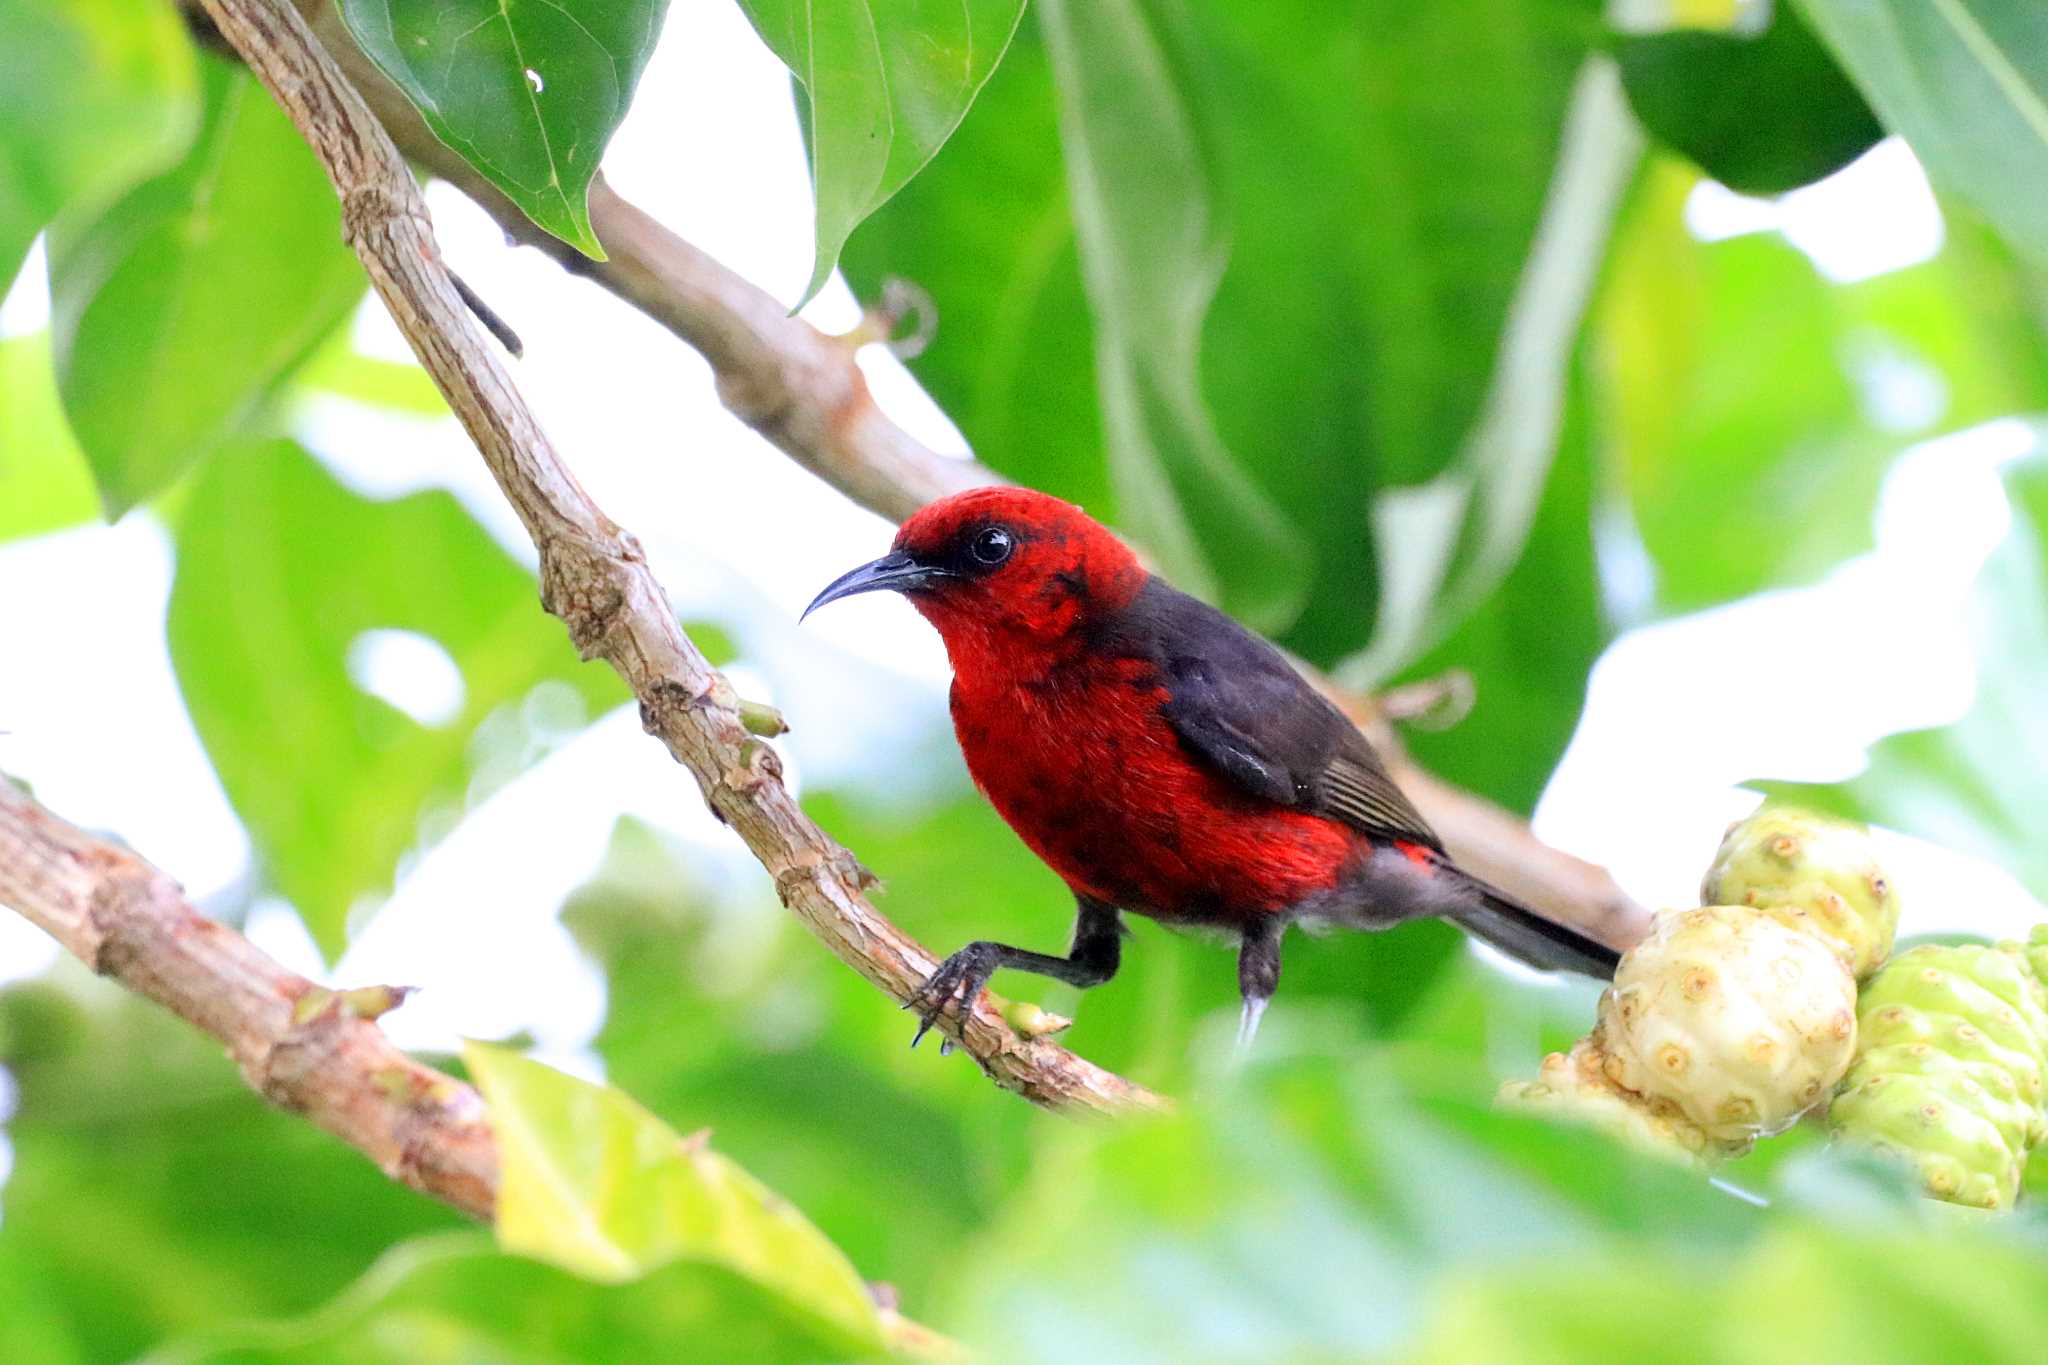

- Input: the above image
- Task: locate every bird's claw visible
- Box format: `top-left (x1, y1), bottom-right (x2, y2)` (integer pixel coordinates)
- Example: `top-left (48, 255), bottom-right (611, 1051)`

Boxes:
top-left (905, 943), bottom-right (997, 1050)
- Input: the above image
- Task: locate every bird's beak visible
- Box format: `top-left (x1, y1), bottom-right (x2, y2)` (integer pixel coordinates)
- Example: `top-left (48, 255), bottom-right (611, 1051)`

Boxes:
top-left (801, 551), bottom-right (949, 620)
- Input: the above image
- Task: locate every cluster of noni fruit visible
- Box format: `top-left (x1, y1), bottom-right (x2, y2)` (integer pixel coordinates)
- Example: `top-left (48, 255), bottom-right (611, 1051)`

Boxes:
top-left (1502, 805), bottom-right (2048, 1211)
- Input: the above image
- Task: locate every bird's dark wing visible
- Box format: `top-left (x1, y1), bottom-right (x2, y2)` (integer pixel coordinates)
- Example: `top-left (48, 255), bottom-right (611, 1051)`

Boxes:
top-left (1096, 578), bottom-right (1444, 852)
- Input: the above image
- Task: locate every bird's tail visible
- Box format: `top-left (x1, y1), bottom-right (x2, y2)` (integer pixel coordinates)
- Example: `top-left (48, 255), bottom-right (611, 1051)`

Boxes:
top-left (1442, 869), bottom-right (1620, 980)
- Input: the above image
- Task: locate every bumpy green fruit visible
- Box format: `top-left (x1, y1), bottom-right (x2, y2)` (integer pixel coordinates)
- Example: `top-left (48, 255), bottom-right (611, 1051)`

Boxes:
top-left (1499, 1038), bottom-right (1709, 1165)
top-left (1830, 942), bottom-right (2048, 1209)
top-left (2027, 926), bottom-right (2048, 997)
top-left (1595, 905), bottom-right (1857, 1149)
top-left (1701, 806), bottom-right (1900, 978)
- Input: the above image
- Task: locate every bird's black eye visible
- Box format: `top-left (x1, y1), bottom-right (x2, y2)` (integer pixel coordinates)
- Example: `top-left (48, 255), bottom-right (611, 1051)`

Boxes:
top-left (969, 525), bottom-right (1014, 567)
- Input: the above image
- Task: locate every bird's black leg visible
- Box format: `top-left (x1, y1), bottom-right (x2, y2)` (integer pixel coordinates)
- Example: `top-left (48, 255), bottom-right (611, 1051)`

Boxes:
top-left (908, 896), bottom-right (1122, 1048)
top-left (1236, 918), bottom-right (1284, 1053)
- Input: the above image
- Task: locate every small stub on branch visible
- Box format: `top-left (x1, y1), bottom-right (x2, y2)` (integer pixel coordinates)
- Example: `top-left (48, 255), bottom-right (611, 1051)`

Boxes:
top-left (1000, 997), bottom-right (1073, 1039)
top-left (1378, 669), bottom-right (1476, 732)
top-left (294, 983), bottom-right (416, 1025)
top-left (839, 277), bottom-right (937, 359)
top-left (737, 697), bottom-right (789, 737)
top-left (449, 270), bottom-right (525, 358)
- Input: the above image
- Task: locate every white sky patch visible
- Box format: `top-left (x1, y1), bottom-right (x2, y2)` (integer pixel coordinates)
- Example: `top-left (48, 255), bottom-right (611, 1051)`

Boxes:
top-left (0, 239), bottom-right (49, 338)
top-left (1686, 137), bottom-right (1944, 283)
top-left (1536, 418), bottom-right (2036, 929)
top-left (0, 518), bottom-right (250, 915)
top-left (346, 628), bottom-right (467, 728)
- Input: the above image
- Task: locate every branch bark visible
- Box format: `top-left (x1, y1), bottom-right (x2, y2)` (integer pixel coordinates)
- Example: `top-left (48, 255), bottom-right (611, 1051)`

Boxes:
top-left (195, 0), bottom-right (1164, 1116)
top-left (288, 2), bottom-right (1648, 953)
top-left (0, 777), bottom-right (497, 1218)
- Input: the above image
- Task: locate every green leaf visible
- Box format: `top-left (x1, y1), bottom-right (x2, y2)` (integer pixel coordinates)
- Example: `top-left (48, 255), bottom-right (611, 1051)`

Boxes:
top-left (560, 818), bottom-right (997, 1306)
top-left (737, 0), bottom-right (1027, 308)
top-left (338, 0), bottom-right (670, 259)
top-left (0, 969), bottom-right (460, 1363)
top-left (1796, 0), bottom-right (2048, 269)
top-left (841, 4), bottom-right (1610, 664)
top-left (1596, 158), bottom-right (2048, 615)
top-left (0, 0), bottom-right (199, 295)
top-left (1617, 4), bottom-right (1883, 195)
top-left (1340, 55), bottom-right (1637, 684)
top-left (948, 1049), bottom-right (1757, 1360)
top-left (47, 60), bottom-right (366, 515)
top-left (146, 1234), bottom-right (892, 1365)
top-left (1395, 352), bottom-right (1606, 814)
top-left (166, 441), bottom-right (632, 960)
top-left (1405, 1224), bottom-right (2048, 1364)
top-left (1034, 0), bottom-right (1309, 632)
top-left (0, 331), bottom-right (98, 544)
top-left (1756, 457), bottom-right (2048, 902)
top-left (463, 1042), bottom-right (888, 1353)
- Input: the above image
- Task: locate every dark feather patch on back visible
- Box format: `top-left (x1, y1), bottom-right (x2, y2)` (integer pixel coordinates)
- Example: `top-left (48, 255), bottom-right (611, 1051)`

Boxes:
top-left (1093, 578), bottom-right (1443, 851)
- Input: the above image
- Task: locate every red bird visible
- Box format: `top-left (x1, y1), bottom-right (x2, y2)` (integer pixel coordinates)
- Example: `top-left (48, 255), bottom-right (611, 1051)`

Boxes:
top-left (806, 487), bottom-right (1618, 1047)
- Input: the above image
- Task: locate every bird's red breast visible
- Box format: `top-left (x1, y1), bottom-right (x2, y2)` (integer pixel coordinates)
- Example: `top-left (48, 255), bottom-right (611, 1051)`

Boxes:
top-left (947, 659), bottom-right (1363, 925)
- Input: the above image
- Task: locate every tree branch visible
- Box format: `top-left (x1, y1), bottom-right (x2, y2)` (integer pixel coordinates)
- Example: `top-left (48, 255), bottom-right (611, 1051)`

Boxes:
top-left (284, 2), bottom-right (1649, 953)
top-left (195, 0), bottom-right (1164, 1116)
top-left (0, 779), bottom-right (958, 1350)
top-left (0, 777), bottom-right (497, 1218)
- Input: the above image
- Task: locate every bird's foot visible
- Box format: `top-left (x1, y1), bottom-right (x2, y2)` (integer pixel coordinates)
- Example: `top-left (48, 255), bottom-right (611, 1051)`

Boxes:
top-left (904, 942), bottom-right (1000, 1049)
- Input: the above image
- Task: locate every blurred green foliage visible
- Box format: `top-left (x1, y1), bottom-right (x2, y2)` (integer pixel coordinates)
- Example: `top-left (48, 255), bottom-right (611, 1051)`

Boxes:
top-left (0, 968), bottom-right (460, 1363)
top-left (165, 440), bottom-right (633, 960)
top-left (49, 59), bottom-right (364, 513)
top-left (4, 0), bottom-right (2048, 1360)
top-left (0, 0), bottom-right (197, 293)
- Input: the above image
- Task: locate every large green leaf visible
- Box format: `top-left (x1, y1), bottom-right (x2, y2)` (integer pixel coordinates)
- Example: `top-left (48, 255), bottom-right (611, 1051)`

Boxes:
top-left (339, 0), bottom-right (670, 259)
top-left (1339, 56), bottom-right (1638, 685)
top-left (1034, 0), bottom-right (1310, 632)
top-left (464, 1043), bottom-right (890, 1353)
top-left (1758, 457), bottom-right (2048, 902)
top-left (946, 1047), bottom-right (1758, 1360)
top-left (840, 3), bottom-right (1610, 666)
top-left (47, 59), bottom-right (365, 515)
top-left (1395, 352), bottom-right (1605, 815)
top-left (1405, 1225), bottom-right (2048, 1364)
top-left (737, 0), bottom-right (1027, 308)
top-left (145, 1235), bottom-right (889, 1365)
top-left (0, 0), bottom-right (198, 295)
top-left (561, 818), bottom-right (998, 1307)
top-left (166, 441), bottom-right (633, 960)
top-left (0, 331), bottom-right (97, 544)
top-left (0, 969), bottom-right (459, 1363)
top-left (1597, 158), bottom-right (2048, 616)
top-left (1797, 0), bottom-right (2048, 270)
top-left (1617, 3), bottom-right (1883, 195)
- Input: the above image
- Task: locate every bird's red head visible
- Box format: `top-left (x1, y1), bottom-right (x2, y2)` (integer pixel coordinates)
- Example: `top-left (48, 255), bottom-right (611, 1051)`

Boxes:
top-left (804, 487), bottom-right (1146, 676)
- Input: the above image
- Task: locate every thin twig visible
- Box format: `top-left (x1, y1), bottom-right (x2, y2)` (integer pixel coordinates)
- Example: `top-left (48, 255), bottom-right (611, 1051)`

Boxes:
top-left (197, 0), bottom-right (1165, 1115)
top-left (0, 777), bottom-right (498, 1218)
top-left (290, 2), bottom-right (1648, 953)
